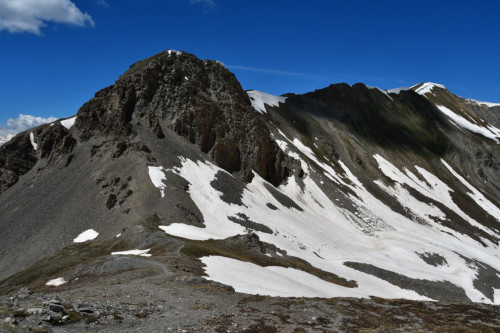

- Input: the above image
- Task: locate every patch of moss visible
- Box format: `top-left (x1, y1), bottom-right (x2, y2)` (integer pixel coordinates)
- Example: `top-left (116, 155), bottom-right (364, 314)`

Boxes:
top-left (238, 295), bottom-right (267, 304)
top-left (0, 323), bottom-right (17, 332)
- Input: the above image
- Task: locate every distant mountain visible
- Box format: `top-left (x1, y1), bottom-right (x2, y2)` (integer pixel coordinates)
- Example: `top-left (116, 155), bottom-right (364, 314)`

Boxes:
top-left (0, 134), bottom-right (14, 146)
top-left (0, 50), bottom-right (499, 330)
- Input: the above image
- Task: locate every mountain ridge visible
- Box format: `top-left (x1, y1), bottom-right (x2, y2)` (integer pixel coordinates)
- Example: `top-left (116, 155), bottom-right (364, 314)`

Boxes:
top-left (0, 50), bottom-right (499, 312)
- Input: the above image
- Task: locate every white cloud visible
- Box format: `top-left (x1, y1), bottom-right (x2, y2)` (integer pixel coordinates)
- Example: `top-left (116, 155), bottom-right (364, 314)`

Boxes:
top-left (0, 0), bottom-right (94, 35)
top-left (0, 114), bottom-right (58, 145)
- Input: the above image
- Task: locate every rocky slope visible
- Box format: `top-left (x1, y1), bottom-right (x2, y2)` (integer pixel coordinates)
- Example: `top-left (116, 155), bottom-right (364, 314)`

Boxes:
top-left (0, 50), bottom-right (499, 331)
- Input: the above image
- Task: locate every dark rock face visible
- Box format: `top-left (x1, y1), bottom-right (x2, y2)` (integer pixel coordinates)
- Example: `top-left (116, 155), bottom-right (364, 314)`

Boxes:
top-left (0, 132), bottom-right (37, 195)
top-left (75, 51), bottom-right (293, 185)
top-left (344, 262), bottom-right (470, 302)
top-left (36, 124), bottom-right (77, 164)
top-left (0, 123), bottom-right (77, 195)
top-left (293, 83), bottom-right (449, 155)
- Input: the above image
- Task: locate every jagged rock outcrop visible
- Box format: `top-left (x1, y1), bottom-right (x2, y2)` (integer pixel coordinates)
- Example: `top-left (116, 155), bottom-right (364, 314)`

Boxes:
top-left (0, 132), bottom-right (37, 194)
top-left (75, 51), bottom-right (294, 185)
top-left (0, 123), bottom-right (77, 195)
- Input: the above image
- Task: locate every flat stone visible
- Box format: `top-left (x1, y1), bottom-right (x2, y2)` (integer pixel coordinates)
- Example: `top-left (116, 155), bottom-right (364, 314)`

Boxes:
top-left (49, 303), bottom-right (65, 313)
top-left (78, 307), bottom-right (95, 313)
top-left (48, 298), bottom-right (61, 304)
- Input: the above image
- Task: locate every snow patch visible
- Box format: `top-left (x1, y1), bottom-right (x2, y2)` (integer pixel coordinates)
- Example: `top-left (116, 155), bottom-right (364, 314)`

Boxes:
top-left (413, 82), bottom-right (446, 95)
top-left (46, 277), bottom-right (67, 286)
top-left (167, 49), bottom-right (182, 56)
top-left (247, 90), bottom-right (287, 114)
top-left (148, 166), bottom-right (167, 198)
top-left (289, 137), bottom-right (343, 184)
top-left (60, 116), bottom-right (77, 130)
top-left (159, 158), bottom-right (246, 240)
top-left (466, 99), bottom-right (500, 108)
top-left (387, 87), bottom-right (410, 94)
top-left (442, 160), bottom-right (500, 222)
top-left (111, 249), bottom-right (152, 257)
top-left (436, 104), bottom-right (500, 143)
top-left (29, 132), bottom-right (37, 150)
top-left (374, 179), bottom-right (446, 225)
top-left (274, 139), bottom-right (288, 152)
top-left (73, 229), bottom-right (99, 243)
top-left (201, 256), bottom-right (430, 299)
top-left (0, 134), bottom-right (15, 146)
top-left (374, 154), bottom-right (495, 236)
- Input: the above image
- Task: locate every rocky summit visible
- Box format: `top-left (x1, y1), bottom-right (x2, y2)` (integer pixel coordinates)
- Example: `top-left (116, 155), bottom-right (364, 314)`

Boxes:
top-left (0, 50), bottom-right (499, 332)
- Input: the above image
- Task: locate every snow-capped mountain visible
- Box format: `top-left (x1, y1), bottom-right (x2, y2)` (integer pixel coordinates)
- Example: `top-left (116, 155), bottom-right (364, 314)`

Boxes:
top-left (0, 134), bottom-right (14, 146)
top-left (0, 51), bottom-right (499, 309)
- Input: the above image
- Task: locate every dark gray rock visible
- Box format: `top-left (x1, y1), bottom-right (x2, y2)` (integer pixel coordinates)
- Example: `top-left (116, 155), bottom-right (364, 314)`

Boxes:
top-left (49, 303), bottom-right (64, 313)
top-left (417, 252), bottom-right (448, 267)
top-left (228, 213), bottom-right (273, 234)
top-left (344, 261), bottom-right (470, 302)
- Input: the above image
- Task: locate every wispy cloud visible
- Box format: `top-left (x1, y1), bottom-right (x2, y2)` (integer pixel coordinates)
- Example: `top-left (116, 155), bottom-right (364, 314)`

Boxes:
top-left (226, 65), bottom-right (407, 89)
top-left (97, 0), bottom-right (109, 8)
top-left (0, 114), bottom-right (58, 144)
top-left (188, 0), bottom-right (215, 12)
top-left (189, 0), bottom-right (215, 6)
top-left (226, 65), bottom-right (327, 79)
top-left (0, 0), bottom-right (94, 35)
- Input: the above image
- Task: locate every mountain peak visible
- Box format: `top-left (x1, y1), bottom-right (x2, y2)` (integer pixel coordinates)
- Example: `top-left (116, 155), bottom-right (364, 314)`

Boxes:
top-left (74, 50), bottom-right (295, 185)
top-left (411, 82), bottom-right (447, 95)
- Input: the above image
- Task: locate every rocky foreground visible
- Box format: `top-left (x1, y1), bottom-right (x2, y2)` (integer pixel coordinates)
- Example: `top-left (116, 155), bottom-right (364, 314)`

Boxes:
top-left (2, 286), bottom-right (500, 332)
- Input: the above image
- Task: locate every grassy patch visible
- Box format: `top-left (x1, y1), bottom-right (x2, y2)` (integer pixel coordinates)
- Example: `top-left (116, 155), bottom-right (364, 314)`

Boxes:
top-left (238, 295), bottom-right (267, 305)
top-left (0, 241), bottom-right (120, 295)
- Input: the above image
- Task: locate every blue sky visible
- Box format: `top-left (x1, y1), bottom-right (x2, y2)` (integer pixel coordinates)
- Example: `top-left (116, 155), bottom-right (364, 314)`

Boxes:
top-left (1, 0), bottom-right (499, 133)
